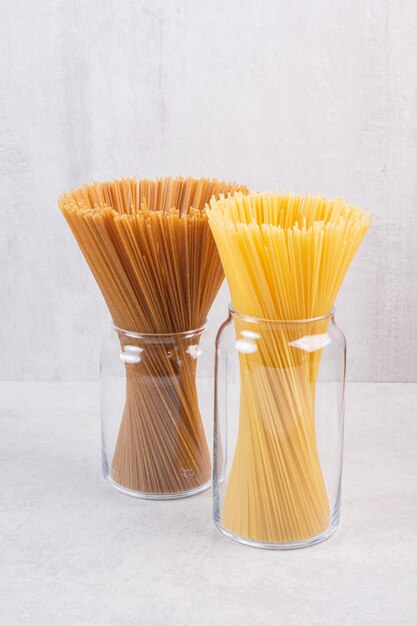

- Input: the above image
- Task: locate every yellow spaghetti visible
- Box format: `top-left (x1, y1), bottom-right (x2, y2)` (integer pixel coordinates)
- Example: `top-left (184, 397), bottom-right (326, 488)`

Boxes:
top-left (208, 192), bottom-right (373, 542)
top-left (59, 177), bottom-right (247, 496)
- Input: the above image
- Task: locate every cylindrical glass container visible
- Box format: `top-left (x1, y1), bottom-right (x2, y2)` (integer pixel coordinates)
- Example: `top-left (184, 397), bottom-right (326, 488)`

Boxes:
top-left (214, 307), bottom-right (346, 549)
top-left (101, 323), bottom-right (213, 499)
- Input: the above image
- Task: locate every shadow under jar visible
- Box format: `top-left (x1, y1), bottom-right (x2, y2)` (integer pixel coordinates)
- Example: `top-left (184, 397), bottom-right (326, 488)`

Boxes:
top-left (213, 306), bottom-right (346, 549)
top-left (101, 323), bottom-right (213, 499)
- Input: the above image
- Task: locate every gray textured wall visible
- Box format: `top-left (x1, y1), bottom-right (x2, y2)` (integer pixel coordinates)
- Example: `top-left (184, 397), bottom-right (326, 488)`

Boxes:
top-left (1, 0), bottom-right (416, 381)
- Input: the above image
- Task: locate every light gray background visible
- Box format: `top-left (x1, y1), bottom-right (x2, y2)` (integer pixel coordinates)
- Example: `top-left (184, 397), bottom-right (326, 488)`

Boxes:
top-left (1, 0), bottom-right (416, 382)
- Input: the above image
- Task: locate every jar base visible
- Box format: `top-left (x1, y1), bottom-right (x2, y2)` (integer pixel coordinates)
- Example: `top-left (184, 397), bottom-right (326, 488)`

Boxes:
top-left (214, 501), bottom-right (340, 550)
top-left (104, 473), bottom-right (211, 500)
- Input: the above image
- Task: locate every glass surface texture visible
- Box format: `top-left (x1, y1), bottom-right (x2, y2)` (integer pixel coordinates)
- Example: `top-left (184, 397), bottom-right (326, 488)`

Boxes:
top-left (214, 308), bottom-right (346, 549)
top-left (101, 324), bottom-right (213, 499)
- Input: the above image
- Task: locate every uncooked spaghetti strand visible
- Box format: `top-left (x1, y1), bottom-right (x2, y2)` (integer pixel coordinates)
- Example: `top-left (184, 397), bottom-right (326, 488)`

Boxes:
top-left (60, 176), bottom-right (248, 494)
top-left (207, 191), bottom-right (372, 542)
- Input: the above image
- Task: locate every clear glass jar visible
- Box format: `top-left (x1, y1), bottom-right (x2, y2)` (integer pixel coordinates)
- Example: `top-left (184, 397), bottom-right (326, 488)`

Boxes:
top-left (214, 307), bottom-right (346, 549)
top-left (101, 323), bottom-right (213, 499)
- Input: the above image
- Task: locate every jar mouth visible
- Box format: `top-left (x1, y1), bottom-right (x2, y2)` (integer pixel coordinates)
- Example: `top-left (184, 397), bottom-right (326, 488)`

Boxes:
top-left (113, 321), bottom-right (208, 339)
top-left (228, 305), bottom-right (335, 324)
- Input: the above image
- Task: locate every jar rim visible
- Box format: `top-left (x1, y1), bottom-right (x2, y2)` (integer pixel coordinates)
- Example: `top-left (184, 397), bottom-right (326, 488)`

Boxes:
top-left (113, 320), bottom-right (208, 339)
top-left (228, 305), bottom-right (335, 324)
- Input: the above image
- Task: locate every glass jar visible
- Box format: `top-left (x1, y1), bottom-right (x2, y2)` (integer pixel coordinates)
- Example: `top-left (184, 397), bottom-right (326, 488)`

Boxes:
top-left (101, 323), bottom-right (213, 499)
top-left (213, 307), bottom-right (346, 549)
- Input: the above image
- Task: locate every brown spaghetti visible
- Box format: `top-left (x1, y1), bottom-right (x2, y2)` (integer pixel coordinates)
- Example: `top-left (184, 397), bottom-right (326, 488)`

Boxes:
top-left (59, 177), bottom-right (247, 496)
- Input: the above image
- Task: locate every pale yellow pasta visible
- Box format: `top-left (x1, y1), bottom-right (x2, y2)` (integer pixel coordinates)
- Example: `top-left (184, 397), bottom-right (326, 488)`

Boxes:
top-left (208, 192), bottom-right (373, 542)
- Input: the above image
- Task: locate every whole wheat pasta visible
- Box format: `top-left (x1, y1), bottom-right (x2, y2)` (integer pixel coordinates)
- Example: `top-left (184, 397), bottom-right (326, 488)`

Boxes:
top-left (59, 177), bottom-right (247, 496)
top-left (208, 192), bottom-right (373, 542)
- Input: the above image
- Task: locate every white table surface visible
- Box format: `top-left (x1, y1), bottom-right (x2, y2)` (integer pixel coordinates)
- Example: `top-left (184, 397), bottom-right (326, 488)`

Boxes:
top-left (1, 382), bottom-right (416, 626)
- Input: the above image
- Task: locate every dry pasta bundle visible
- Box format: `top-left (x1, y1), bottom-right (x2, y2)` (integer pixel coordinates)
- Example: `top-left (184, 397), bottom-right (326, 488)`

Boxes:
top-left (208, 192), bottom-right (373, 542)
top-left (59, 177), bottom-right (247, 496)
